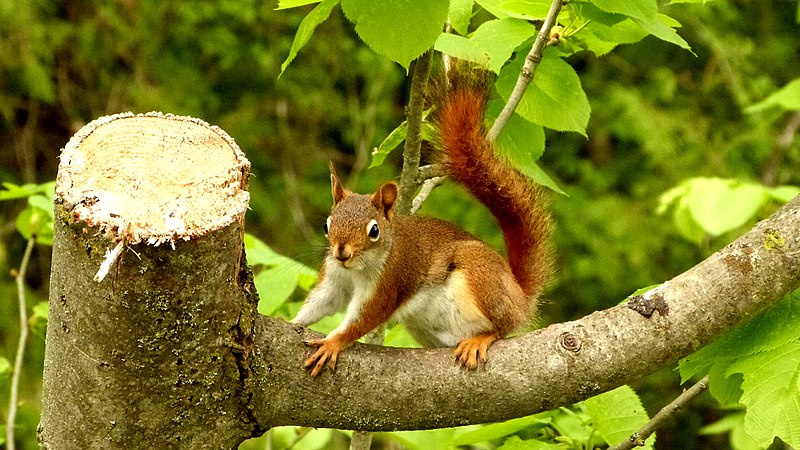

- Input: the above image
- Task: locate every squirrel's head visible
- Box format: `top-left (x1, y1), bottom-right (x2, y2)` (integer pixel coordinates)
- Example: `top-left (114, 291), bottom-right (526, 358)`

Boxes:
top-left (325, 162), bottom-right (397, 270)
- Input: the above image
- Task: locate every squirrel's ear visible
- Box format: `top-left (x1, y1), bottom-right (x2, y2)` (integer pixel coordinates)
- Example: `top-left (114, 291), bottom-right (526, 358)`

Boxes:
top-left (329, 161), bottom-right (349, 205)
top-left (371, 182), bottom-right (397, 221)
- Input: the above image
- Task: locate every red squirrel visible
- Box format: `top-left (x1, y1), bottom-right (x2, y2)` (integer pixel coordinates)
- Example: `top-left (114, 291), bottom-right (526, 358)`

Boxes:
top-left (292, 73), bottom-right (553, 377)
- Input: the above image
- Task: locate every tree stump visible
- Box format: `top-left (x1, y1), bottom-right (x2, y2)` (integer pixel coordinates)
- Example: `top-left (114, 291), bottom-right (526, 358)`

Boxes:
top-left (39, 112), bottom-right (258, 449)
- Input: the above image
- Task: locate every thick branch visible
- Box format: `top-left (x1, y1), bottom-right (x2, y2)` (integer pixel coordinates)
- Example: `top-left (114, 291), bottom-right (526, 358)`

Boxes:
top-left (250, 195), bottom-right (800, 431)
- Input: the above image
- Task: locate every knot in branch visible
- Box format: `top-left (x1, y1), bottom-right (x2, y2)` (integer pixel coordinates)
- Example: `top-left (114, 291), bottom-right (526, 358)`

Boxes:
top-left (559, 332), bottom-right (582, 353)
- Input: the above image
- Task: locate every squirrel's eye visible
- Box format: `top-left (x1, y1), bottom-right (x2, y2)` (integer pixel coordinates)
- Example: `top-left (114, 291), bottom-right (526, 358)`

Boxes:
top-left (324, 216), bottom-right (331, 236)
top-left (367, 219), bottom-right (380, 242)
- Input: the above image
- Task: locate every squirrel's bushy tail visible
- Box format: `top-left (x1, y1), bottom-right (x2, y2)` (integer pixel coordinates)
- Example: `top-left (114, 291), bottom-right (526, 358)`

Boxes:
top-left (434, 74), bottom-right (553, 298)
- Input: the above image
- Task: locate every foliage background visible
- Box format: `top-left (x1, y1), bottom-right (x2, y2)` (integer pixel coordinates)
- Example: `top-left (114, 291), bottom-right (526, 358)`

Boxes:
top-left (0, 0), bottom-right (798, 448)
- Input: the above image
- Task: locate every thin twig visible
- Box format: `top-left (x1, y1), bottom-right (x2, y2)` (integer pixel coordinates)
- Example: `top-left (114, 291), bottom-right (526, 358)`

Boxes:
top-left (416, 164), bottom-right (447, 183)
top-left (396, 49), bottom-right (435, 216)
top-left (7, 237), bottom-right (35, 450)
top-left (608, 375), bottom-right (710, 450)
top-left (487, 0), bottom-right (565, 143)
top-left (411, 177), bottom-right (446, 214)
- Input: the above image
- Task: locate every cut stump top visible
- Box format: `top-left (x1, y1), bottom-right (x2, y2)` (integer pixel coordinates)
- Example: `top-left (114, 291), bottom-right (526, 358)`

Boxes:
top-left (57, 112), bottom-right (250, 246)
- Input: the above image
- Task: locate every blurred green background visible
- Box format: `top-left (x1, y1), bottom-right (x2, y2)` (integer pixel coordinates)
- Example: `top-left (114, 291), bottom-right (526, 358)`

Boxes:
top-left (1, 0), bottom-right (798, 448)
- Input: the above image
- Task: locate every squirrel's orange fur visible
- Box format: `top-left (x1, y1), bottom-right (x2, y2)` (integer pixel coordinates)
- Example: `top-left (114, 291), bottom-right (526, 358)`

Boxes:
top-left (293, 72), bottom-right (553, 377)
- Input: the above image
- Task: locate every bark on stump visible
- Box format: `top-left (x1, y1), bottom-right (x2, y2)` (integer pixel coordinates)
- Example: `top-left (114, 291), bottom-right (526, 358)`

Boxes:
top-left (39, 113), bottom-right (257, 449)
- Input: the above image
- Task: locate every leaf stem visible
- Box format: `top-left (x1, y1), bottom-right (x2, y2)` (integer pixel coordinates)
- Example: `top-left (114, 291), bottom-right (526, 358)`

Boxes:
top-left (608, 375), bottom-right (710, 450)
top-left (7, 237), bottom-right (35, 450)
top-left (487, 0), bottom-right (565, 143)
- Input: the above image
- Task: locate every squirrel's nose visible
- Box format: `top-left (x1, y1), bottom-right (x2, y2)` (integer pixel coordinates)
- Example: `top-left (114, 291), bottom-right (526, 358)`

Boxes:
top-left (333, 244), bottom-right (352, 262)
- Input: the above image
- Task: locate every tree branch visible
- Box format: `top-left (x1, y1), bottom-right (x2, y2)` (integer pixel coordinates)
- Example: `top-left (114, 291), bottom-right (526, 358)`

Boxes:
top-left (396, 49), bottom-right (434, 216)
top-left (251, 194), bottom-right (800, 431)
top-left (487, 0), bottom-right (564, 142)
top-left (609, 375), bottom-right (709, 450)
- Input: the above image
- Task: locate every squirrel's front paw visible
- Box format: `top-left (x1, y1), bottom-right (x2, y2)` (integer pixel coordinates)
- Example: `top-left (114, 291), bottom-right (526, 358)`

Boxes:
top-left (303, 337), bottom-right (343, 377)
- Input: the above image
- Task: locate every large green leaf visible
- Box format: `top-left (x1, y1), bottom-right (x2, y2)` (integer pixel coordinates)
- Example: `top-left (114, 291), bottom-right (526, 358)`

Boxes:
top-left (686, 178), bottom-right (768, 237)
top-left (340, 0), bottom-right (449, 70)
top-left (275, 0), bottom-right (322, 9)
top-left (280, 0), bottom-right (339, 75)
top-left (487, 99), bottom-right (565, 194)
top-left (470, 18), bottom-right (537, 74)
top-left (728, 342), bottom-right (800, 448)
top-left (244, 233), bottom-right (318, 316)
top-left (747, 78), bottom-right (800, 113)
top-left (589, 0), bottom-right (690, 50)
top-left (496, 48), bottom-right (591, 135)
top-left (476, 0), bottom-right (552, 20)
top-left (453, 413), bottom-right (552, 445)
top-left (584, 385), bottom-right (655, 449)
top-left (434, 33), bottom-right (490, 68)
top-left (254, 267), bottom-right (301, 315)
top-left (679, 289), bottom-right (800, 384)
top-left (592, 0), bottom-right (658, 22)
top-left (448, 0), bottom-right (474, 35)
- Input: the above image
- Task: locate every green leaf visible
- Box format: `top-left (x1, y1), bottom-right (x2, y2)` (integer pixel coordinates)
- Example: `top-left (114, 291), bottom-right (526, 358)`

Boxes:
top-left (383, 324), bottom-right (421, 348)
top-left (728, 342), bottom-right (800, 448)
top-left (29, 194), bottom-right (54, 219)
top-left (0, 182), bottom-right (50, 201)
top-left (453, 413), bottom-right (551, 445)
top-left (476, 0), bottom-right (552, 20)
top-left (244, 234), bottom-right (318, 309)
top-left (768, 185), bottom-right (800, 203)
top-left (575, 4), bottom-right (649, 56)
top-left (16, 204), bottom-right (54, 245)
top-left (370, 118), bottom-right (435, 168)
top-left (487, 99), bottom-right (566, 195)
top-left (0, 357), bottom-right (11, 377)
top-left (678, 289), bottom-right (800, 383)
top-left (700, 412), bottom-right (763, 450)
top-left (434, 33), bottom-right (490, 68)
top-left (496, 48), bottom-right (591, 135)
top-left (340, 0), bottom-right (449, 70)
top-left (254, 267), bottom-right (300, 315)
top-left (631, 14), bottom-right (691, 51)
top-left (448, 0), bottom-right (473, 35)
top-left (280, 0), bottom-right (340, 75)
top-left (746, 78), bottom-right (800, 113)
top-left (584, 385), bottom-right (655, 449)
top-left (385, 428), bottom-right (457, 450)
top-left (588, 0), bottom-right (690, 51)
top-left (470, 18), bottom-right (538, 74)
top-left (592, 0), bottom-right (658, 22)
top-left (686, 178), bottom-right (767, 237)
top-left (370, 121), bottom-right (407, 168)
top-left (707, 361), bottom-right (743, 407)
top-left (497, 436), bottom-right (561, 450)
top-left (276, 0), bottom-right (322, 10)
top-left (29, 301), bottom-right (50, 338)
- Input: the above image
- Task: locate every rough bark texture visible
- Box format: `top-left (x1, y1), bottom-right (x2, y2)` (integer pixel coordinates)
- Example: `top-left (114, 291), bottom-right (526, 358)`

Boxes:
top-left (250, 195), bottom-right (800, 431)
top-left (40, 113), bottom-right (258, 449)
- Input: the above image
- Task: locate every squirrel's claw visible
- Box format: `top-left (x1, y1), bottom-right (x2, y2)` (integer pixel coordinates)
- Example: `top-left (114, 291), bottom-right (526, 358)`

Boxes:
top-left (303, 337), bottom-right (342, 377)
top-left (454, 332), bottom-right (498, 369)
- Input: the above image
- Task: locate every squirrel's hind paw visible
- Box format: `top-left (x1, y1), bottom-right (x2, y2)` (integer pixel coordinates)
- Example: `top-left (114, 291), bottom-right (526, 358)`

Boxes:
top-left (454, 332), bottom-right (499, 369)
